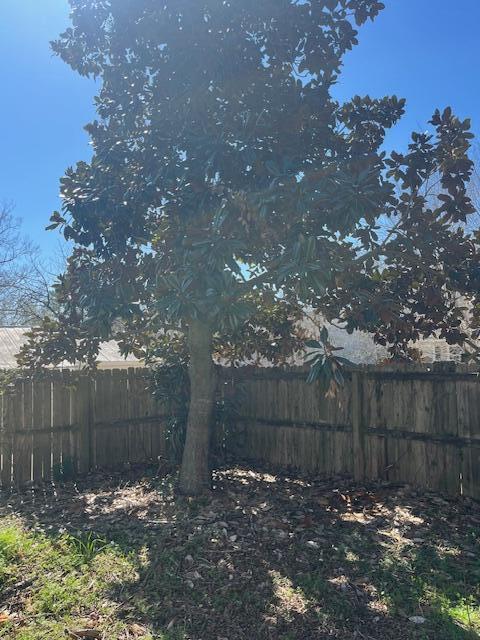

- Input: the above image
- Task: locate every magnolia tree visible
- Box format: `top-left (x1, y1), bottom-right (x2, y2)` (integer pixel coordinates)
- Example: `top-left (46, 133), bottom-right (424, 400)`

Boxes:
top-left (18, 0), bottom-right (480, 494)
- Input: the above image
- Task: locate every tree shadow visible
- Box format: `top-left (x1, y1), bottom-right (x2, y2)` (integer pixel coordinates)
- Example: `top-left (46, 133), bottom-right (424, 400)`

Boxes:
top-left (0, 465), bottom-right (478, 639)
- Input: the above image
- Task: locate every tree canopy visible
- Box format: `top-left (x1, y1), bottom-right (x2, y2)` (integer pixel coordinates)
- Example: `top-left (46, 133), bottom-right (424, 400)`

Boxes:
top-left (18, 0), bottom-right (479, 493)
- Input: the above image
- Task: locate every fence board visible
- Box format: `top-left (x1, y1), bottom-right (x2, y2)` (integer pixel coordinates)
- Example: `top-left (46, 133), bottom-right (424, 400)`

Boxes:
top-left (111, 369), bottom-right (129, 468)
top-left (51, 371), bottom-right (67, 480)
top-left (93, 370), bottom-right (113, 469)
top-left (127, 370), bottom-right (145, 464)
top-left (75, 374), bottom-right (92, 474)
top-left (11, 380), bottom-right (31, 487)
top-left (32, 377), bottom-right (52, 482)
top-left (62, 371), bottom-right (77, 477)
top-left (0, 395), bottom-right (12, 487)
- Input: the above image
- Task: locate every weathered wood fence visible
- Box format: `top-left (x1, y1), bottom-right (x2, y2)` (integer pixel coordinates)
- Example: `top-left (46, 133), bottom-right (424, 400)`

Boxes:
top-left (0, 369), bottom-right (165, 488)
top-left (230, 364), bottom-right (480, 499)
top-left (0, 364), bottom-right (479, 498)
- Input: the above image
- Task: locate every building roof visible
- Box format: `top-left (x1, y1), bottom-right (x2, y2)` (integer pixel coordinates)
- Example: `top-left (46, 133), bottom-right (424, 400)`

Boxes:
top-left (0, 322), bottom-right (462, 370)
top-left (0, 327), bottom-right (142, 369)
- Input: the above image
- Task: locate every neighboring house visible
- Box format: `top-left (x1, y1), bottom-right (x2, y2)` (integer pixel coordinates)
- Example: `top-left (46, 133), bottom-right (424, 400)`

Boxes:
top-left (414, 337), bottom-right (463, 364)
top-left (0, 327), bottom-right (142, 370)
top-left (326, 325), bottom-right (464, 364)
top-left (0, 324), bottom-right (465, 371)
top-left (299, 312), bottom-right (466, 365)
top-left (296, 316), bottom-right (388, 365)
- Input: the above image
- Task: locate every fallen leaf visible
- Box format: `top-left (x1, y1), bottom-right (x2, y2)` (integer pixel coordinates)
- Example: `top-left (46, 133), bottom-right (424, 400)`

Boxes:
top-left (302, 514), bottom-right (314, 528)
top-left (408, 616), bottom-right (426, 624)
top-left (68, 630), bottom-right (102, 639)
top-left (129, 623), bottom-right (147, 636)
top-left (0, 612), bottom-right (10, 624)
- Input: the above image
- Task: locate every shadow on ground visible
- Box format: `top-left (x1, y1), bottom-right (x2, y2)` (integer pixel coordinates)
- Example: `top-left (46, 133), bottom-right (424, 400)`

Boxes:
top-left (0, 464), bottom-right (479, 640)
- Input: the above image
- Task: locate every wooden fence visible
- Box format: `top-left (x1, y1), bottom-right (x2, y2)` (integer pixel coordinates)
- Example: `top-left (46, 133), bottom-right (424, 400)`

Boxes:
top-left (0, 369), bottom-right (166, 488)
top-left (0, 364), bottom-right (479, 498)
top-left (228, 363), bottom-right (480, 499)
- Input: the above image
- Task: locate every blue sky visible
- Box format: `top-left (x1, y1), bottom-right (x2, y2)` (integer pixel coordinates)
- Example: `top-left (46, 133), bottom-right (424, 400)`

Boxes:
top-left (0, 0), bottom-right (479, 256)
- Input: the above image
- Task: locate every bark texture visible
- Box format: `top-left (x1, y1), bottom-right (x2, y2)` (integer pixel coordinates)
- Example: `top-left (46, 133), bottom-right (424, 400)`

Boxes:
top-left (178, 317), bottom-right (216, 495)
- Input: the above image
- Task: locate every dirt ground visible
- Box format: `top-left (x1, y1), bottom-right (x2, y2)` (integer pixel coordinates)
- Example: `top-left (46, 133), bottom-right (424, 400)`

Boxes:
top-left (0, 464), bottom-right (479, 640)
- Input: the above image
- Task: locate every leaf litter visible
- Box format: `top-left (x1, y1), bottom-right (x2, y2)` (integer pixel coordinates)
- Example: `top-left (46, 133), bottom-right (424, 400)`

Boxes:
top-left (0, 464), bottom-right (478, 639)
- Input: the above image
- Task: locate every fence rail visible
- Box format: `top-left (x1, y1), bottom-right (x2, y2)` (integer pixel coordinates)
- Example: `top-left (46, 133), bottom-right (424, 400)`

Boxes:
top-left (0, 364), bottom-right (479, 498)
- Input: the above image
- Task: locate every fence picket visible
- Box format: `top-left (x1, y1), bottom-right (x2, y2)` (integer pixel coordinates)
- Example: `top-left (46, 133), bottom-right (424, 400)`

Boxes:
top-left (32, 377), bottom-right (52, 482)
top-left (0, 393), bottom-right (12, 488)
top-left (51, 371), bottom-right (65, 480)
top-left (12, 380), bottom-right (32, 487)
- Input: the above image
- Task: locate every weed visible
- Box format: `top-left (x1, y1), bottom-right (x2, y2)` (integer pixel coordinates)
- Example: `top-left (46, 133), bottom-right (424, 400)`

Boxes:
top-left (64, 531), bottom-right (110, 564)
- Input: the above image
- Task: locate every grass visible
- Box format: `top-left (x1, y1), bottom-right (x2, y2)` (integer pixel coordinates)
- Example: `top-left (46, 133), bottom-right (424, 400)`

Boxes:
top-left (0, 522), bottom-right (146, 639)
top-left (0, 466), bottom-right (478, 639)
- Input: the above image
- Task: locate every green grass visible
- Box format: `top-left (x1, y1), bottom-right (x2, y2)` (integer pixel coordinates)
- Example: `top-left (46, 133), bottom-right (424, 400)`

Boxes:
top-left (0, 521), bottom-right (152, 639)
top-left (370, 544), bottom-right (480, 639)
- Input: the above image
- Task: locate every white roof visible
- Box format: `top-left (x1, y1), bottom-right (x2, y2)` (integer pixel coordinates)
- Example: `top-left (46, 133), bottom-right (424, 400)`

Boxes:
top-left (0, 327), bottom-right (142, 369)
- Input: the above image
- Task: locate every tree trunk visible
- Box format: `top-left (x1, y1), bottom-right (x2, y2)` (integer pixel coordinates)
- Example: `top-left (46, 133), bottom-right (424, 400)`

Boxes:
top-left (178, 317), bottom-right (216, 495)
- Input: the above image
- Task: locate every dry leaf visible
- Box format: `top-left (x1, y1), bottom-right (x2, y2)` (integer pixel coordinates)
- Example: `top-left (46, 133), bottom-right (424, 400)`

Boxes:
top-left (69, 630), bottom-right (102, 639)
top-left (302, 514), bottom-right (314, 528)
top-left (129, 623), bottom-right (147, 636)
top-left (408, 616), bottom-right (426, 625)
top-left (305, 540), bottom-right (320, 549)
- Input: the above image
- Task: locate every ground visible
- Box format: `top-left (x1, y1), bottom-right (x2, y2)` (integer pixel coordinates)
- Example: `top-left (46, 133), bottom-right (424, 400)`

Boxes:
top-left (0, 465), bottom-right (478, 640)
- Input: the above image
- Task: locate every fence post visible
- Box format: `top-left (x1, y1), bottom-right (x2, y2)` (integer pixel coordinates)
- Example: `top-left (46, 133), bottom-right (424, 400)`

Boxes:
top-left (352, 370), bottom-right (366, 481)
top-left (77, 373), bottom-right (94, 473)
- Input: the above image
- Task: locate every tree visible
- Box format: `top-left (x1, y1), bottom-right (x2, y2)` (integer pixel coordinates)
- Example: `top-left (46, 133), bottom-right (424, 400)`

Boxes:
top-left (18, 1), bottom-right (479, 494)
top-left (467, 144), bottom-right (480, 229)
top-left (0, 202), bottom-right (41, 325)
top-left (12, 246), bottom-right (69, 326)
